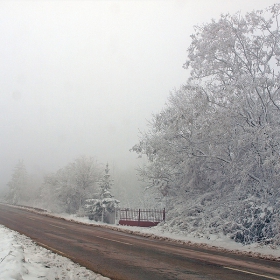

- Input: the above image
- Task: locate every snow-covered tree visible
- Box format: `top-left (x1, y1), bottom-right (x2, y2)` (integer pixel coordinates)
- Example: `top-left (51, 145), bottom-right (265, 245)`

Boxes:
top-left (6, 160), bottom-right (27, 205)
top-left (184, 3), bottom-right (280, 191)
top-left (42, 156), bottom-right (101, 213)
top-left (99, 163), bottom-right (113, 199)
top-left (84, 163), bottom-right (120, 223)
top-left (132, 4), bottom-right (280, 244)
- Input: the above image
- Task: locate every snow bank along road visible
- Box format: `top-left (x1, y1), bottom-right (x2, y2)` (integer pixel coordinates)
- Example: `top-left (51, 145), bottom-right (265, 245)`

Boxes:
top-left (0, 224), bottom-right (110, 279)
top-left (0, 204), bottom-right (279, 280)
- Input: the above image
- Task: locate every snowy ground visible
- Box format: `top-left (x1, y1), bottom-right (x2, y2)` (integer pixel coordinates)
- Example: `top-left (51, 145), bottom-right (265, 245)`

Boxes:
top-left (0, 225), bottom-right (110, 280)
top-left (1, 206), bottom-right (279, 280)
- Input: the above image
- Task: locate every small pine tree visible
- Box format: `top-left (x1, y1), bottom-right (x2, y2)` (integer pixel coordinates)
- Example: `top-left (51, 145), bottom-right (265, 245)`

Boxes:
top-left (99, 163), bottom-right (113, 199)
top-left (84, 163), bottom-right (120, 223)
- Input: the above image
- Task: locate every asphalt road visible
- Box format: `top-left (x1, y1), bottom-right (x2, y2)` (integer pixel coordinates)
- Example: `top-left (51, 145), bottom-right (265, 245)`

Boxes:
top-left (0, 204), bottom-right (279, 280)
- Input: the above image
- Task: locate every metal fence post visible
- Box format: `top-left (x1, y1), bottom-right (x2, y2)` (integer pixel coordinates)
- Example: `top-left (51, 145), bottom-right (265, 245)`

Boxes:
top-left (138, 209), bottom-right (141, 226)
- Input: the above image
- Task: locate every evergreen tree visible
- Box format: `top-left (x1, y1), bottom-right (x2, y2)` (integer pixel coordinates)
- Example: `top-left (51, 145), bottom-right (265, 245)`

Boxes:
top-left (99, 163), bottom-right (113, 199)
top-left (85, 163), bottom-right (120, 223)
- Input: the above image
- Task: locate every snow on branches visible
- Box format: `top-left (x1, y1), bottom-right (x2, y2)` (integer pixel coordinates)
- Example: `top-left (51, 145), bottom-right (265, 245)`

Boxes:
top-left (132, 4), bottom-right (280, 244)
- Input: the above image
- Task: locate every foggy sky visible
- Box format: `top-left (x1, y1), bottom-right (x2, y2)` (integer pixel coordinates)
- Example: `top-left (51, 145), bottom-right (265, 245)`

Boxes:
top-left (0, 0), bottom-right (276, 187)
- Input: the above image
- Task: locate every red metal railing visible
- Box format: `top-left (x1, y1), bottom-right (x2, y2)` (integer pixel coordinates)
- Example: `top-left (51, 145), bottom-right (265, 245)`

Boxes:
top-left (118, 208), bottom-right (165, 227)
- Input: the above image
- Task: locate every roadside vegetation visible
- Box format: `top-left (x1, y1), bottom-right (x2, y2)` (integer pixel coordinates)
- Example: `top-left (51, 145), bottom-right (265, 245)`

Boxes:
top-left (132, 3), bottom-right (280, 245)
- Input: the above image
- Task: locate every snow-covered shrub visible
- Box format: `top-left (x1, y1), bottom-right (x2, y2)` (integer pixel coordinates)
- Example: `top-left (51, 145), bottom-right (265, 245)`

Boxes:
top-left (84, 199), bottom-right (103, 221)
top-left (84, 198), bottom-right (120, 223)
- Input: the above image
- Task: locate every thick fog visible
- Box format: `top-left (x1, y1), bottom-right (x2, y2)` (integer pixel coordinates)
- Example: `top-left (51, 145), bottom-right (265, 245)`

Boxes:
top-left (0, 0), bottom-right (276, 188)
